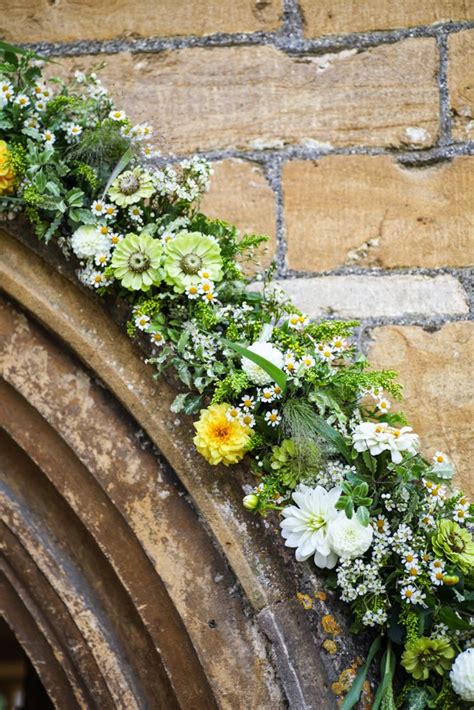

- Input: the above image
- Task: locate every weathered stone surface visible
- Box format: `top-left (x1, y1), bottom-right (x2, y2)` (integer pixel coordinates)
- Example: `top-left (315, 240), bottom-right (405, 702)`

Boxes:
top-left (0, 300), bottom-right (285, 709)
top-left (52, 40), bottom-right (439, 152)
top-left (300, 1), bottom-right (474, 36)
top-left (276, 274), bottom-right (468, 319)
top-left (448, 30), bottom-right (474, 142)
top-left (368, 323), bottom-right (474, 495)
top-left (0, 227), bottom-right (341, 707)
top-left (258, 601), bottom-right (336, 710)
top-left (200, 159), bottom-right (276, 270)
top-left (3, 0), bottom-right (282, 43)
top-left (284, 156), bottom-right (474, 270)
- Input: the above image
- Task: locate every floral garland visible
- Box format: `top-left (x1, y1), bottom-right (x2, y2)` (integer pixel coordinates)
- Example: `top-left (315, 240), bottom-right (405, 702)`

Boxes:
top-left (1, 43), bottom-right (473, 710)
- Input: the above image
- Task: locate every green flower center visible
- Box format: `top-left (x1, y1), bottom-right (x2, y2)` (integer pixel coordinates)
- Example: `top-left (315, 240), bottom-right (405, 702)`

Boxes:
top-left (181, 253), bottom-right (202, 275)
top-left (119, 174), bottom-right (140, 195)
top-left (307, 514), bottom-right (326, 532)
top-left (449, 532), bottom-right (466, 553)
top-left (128, 250), bottom-right (150, 273)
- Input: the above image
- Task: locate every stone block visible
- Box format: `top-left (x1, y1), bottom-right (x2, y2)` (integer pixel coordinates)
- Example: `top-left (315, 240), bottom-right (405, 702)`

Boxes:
top-left (284, 156), bottom-right (474, 271)
top-left (368, 322), bottom-right (474, 495)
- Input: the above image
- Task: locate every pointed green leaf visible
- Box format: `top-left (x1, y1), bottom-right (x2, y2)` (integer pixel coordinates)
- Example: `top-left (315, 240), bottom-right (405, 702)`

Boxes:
top-left (223, 338), bottom-right (287, 393)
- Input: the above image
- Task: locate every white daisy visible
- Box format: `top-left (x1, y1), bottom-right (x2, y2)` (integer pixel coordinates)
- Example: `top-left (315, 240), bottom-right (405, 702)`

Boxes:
top-left (265, 409), bottom-right (281, 428)
top-left (14, 94), bottom-right (30, 108)
top-left (91, 200), bottom-right (106, 216)
top-left (185, 284), bottom-right (200, 299)
top-left (376, 398), bottom-right (391, 413)
top-left (240, 395), bottom-right (255, 410)
top-left (239, 411), bottom-right (255, 428)
top-left (226, 406), bottom-right (241, 422)
top-left (135, 314), bottom-right (151, 331)
top-left (150, 331), bottom-right (165, 346)
top-left (42, 129), bottom-right (56, 146)
top-left (109, 109), bottom-right (126, 122)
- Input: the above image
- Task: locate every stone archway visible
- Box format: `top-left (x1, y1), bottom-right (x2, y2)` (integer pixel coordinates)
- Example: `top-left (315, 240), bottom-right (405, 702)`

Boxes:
top-left (0, 227), bottom-right (337, 709)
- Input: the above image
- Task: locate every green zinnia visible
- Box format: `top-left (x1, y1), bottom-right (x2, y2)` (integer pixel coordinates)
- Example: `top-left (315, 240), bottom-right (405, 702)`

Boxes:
top-left (108, 167), bottom-right (154, 206)
top-left (401, 637), bottom-right (455, 680)
top-left (432, 519), bottom-right (474, 577)
top-left (163, 231), bottom-right (223, 292)
top-left (270, 438), bottom-right (321, 489)
top-left (111, 232), bottom-right (163, 291)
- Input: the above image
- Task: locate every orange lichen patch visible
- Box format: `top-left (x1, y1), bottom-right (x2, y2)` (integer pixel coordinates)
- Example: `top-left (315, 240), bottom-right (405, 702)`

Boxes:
top-left (315, 590), bottom-right (327, 602)
top-left (296, 592), bottom-right (313, 610)
top-left (322, 639), bottom-right (337, 655)
top-left (360, 679), bottom-right (374, 710)
top-left (321, 614), bottom-right (341, 636)
top-left (331, 667), bottom-right (357, 697)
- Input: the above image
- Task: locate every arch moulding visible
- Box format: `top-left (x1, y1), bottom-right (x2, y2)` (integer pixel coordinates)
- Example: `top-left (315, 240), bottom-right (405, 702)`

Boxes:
top-left (0, 225), bottom-right (345, 708)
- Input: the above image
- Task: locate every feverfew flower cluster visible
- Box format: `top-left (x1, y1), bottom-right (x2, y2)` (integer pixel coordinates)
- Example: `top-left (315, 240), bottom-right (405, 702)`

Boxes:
top-left (1, 46), bottom-right (473, 710)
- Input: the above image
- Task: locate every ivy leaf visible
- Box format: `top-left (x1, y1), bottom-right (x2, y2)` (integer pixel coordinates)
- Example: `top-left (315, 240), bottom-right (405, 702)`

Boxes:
top-left (222, 338), bottom-right (287, 393)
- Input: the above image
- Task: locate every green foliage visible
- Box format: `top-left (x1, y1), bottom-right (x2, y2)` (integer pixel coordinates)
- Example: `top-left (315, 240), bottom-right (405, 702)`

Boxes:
top-left (270, 438), bottom-right (321, 489)
top-left (211, 371), bottom-right (249, 404)
top-left (73, 161), bottom-right (98, 191)
top-left (304, 319), bottom-right (359, 343)
top-left (194, 301), bottom-right (219, 329)
top-left (334, 364), bottom-right (403, 400)
top-left (68, 121), bottom-right (132, 171)
top-left (8, 142), bottom-right (27, 182)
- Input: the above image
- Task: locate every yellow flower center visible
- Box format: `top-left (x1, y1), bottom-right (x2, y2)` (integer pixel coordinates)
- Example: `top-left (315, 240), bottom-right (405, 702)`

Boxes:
top-left (210, 423), bottom-right (232, 443)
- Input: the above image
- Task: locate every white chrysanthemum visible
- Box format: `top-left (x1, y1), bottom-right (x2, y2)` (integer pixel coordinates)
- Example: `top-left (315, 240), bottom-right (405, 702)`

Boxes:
top-left (328, 513), bottom-right (373, 559)
top-left (280, 484), bottom-right (341, 569)
top-left (352, 421), bottom-right (389, 456)
top-left (450, 648), bottom-right (474, 701)
top-left (70, 225), bottom-right (110, 260)
top-left (241, 342), bottom-right (284, 385)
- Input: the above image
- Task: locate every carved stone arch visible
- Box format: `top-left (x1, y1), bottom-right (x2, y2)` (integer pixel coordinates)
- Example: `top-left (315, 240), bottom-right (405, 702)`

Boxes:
top-left (0, 227), bottom-right (337, 709)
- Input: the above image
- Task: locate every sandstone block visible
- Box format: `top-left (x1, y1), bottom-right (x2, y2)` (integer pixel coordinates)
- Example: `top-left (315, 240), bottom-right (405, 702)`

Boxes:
top-left (300, 1), bottom-right (474, 36)
top-left (283, 156), bottom-right (474, 271)
top-left (448, 30), bottom-right (474, 142)
top-left (368, 323), bottom-right (474, 495)
top-left (276, 275), bottom-right (468, 319)
top-left (4, 0), bottom-right (282, 43)
top-left (200, 159), bottom-right (276, 270)
top-left (52, 40), bottom-right (439, 153)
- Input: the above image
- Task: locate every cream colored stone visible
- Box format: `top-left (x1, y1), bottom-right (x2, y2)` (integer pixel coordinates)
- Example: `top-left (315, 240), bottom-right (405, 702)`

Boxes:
top-left (51, 40), bottom-right (439, 153)
top-left (5, 0), bottom-right (282, 43)
top-left (368, 323), bottom-right (474, 496)
top-left (200, 159), bottom-right (276, 270)
top-left (448, 30), bottom-right (474, 142)
top-left (284, 156), bottom-right (474, 271)
top-left (300, 1), bottom-right (474, 36)
top-left (275, 275), bottom-right (468, 319)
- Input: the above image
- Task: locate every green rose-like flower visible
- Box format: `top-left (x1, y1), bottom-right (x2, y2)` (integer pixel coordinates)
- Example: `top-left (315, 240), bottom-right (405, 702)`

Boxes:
top-left (111, 232), bottom-right (163, 291)
top-left (163, 232), bottom-right (223, 292)
top-left (432, 519), bottom-right (474, 577)
top-left (270, 438), bottom-right (321, 489)
top-left (108, 167), bottom-right (154, 206)
top-left (401, 637), bottom-right (455, 680)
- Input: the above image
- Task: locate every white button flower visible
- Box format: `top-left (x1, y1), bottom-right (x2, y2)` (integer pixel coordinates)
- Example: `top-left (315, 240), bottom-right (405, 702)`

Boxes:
top-left (450, 648), bottom-right (474, 702)
top-left (241, 342), bottom-right (284, 386)
top-left (328, 513), bottom-right (373, 560)
top-left (280, 484), bottom-right (341, 568)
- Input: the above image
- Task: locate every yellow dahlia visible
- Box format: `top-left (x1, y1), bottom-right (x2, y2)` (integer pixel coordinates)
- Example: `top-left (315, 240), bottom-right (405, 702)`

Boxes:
top-left (193, 403), bottom-right (251, 466)
top-left (0, 140), bottom-right (15, 194)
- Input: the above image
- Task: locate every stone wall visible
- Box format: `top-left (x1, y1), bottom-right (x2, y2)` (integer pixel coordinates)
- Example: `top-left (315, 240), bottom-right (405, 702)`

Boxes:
top-left (6, 1), bottom-right (473, 493)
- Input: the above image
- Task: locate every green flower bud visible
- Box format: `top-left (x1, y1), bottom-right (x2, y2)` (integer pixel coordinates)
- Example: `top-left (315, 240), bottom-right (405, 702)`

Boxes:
top-left (243, 494), bottom-right (259, 511)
